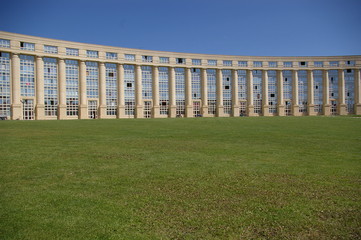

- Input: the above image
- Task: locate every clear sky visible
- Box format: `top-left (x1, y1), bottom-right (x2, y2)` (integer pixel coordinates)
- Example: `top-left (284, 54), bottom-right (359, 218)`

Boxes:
top-left (1, 0), bottom-right (360, 57)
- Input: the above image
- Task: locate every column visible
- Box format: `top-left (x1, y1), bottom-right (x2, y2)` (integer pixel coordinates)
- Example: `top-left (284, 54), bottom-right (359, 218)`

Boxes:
top-left (98, 62), bottom-right (107, 118)
top-left (354, 69), bottom-right (361, 114)
top-left (338, 69), bottom-right (347, 115)
top-left (35, 56), bottom-right (45, 120)
top-left (152, 66), bottom-right (160, 118)
top-left (168, 67), bottom-right (176, 118)
top-left (262, 70), bottom-right (270, 116)
top-left (232, 69), bottom-right (239, 117)
top-left (216, 69), bottom-right (224, 117)
top-left (247, 70), bottom-right (255, 116)
top-left (135, 65), bottom-right (143, 118)
top-left (201, 68), bottom-right (208, 116)
top-left (11, 53), bottom-right (21, 120)
top-left (322, 70), bottom-right (330, 115)
top-left (58, 58), bottom-right (67, 119)
top-left (79, 60), bottom-right (88, 119)
top-left (277, 70), bottom-right (285, 116)
top-left (117, 64), bottom-right (126, 118)
top-left (185, 67), bottom-right (193, 117)
top-left (307, 70), bottom-right (316, 115)
top-left (292, 70), bottom-right (300, 116)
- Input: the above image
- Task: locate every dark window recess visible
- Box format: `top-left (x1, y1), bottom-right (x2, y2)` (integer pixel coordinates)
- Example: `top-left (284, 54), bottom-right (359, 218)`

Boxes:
top-left (48, 68), bottom-right (51, 73)
top-left (270, 102), bottom-right (273, 105)
top-left (300, 62), bottom-right (306, 65)
top-left (285, 78), bottom-right (288, 82)
top-left (331, 93), bottom-right (334, 97)
top-left (109, 72), bottom-right (114, 77)
top-left (347, 69), bottom-right (352, 73)
top-left (347, 92), bottom-right (350, 96)
top-left (270, 94), bottom-right (275, 97)
top-left (127, 83), bottom-right (132, 88)
top-left (193, 93), bottom-right (197, 97)
top-left (257, 94), bottom-right (260, 99)
top-left (144, 93), bottom-right (147, 97)
top-left (347, 61), bottom-right (351, 64)
top-left (20, 42), bottom-right (24, 47)
top-left (225, 86), bottom-right (230, 90)
top-left (226, 77), bottom-right (230, 81)
top-left (315, 85), bottom-right (318, 89)
top-left (177, 58), bottom-right (184, 64)
top-left (192, 68), bottom-right (196, 72)
top-left (331, 77), bottom-right (334, 83)
top-left (0, 52), bottom-right (2, 57)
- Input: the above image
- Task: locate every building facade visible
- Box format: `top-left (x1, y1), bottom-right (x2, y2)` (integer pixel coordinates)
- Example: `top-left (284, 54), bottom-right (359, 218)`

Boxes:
top-left (0, 31), bottom-right (360, 120)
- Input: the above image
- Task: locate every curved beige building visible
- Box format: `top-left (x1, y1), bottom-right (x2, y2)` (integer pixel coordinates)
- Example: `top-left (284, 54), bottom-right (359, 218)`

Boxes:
top-left (0, 31), bottom-right (360, 120)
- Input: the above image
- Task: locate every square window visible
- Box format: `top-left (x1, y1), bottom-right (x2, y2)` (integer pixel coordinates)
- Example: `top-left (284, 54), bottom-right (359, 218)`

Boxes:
top-left (127, 83), bottom-right (132, 87)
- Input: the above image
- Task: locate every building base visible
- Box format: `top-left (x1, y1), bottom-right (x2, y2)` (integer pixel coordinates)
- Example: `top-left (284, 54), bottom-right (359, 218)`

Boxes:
top-left (57, 104), bottom-right (67, 120)
top-left (185, 105), bottom-right (193, 118)
top-left (152, 105), bottom-right (160, 118)
top-left (232, 105), bottom-right (240, 117)
top-left (216, 105), bottom-right (225, 117)
top-left (338, 104), bottom-right (347, 115)
top-left (292, 105), bottom-right (300, 116)
top-left (79, 105), bottom-right (88, 119)
top-left (278, 105), bottom-right (285, 116)
top-left (36, 104), bottom-right (45, 120)
top-left (135, 105), bottom-right (143, 118)
top-left (169, 105), bottom-right (176, 118)
top-left (308, 105), bottom-right (316, 116)
top-left (11, 104), bottom-right (22, 120)
top-left (201, 106), bottom-right (209, 117)
top-left (323, 104), bottom-right (331, 116)
top-left (355, 104), bottom-right (361, 115)
top-left (262, 105), bottom-right (270, 116)
top-left (247, 105), bottom-right (257, 116)
top-left (98, 105), bottom-right (107, 119)
top-left (117, 105), bottom-right (126, 118)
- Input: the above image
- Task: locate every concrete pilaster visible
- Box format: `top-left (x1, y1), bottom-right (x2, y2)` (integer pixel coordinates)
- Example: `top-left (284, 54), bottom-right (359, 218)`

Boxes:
top-left (216, 69), bottom-right (224, 117)
top-left (292, 70), bottom-right (300, 116)
top-left (185, 67), bottom-right (193, 117)
top-left (11, 53), bottom-right (21, 120)
top-left (247, 70), bottom-right (255, 116)
top-left (307, 70), bottom-right (316, 115)
top-left (58, 58), bottom-right (67, 119)
top-left (117, 64), bottom-right (126, 118)
top-left (277, 70), bottom-right (285, 116)
top-left (169, 67), bottom-right (176, 118)
top-left (323, 70), bottom-right (331, 116)
top-left (35, 56), bottom-right (45, 120)
top-left (262, 70), bottom-right (270, 116)
top-left (135, 65), bottom-right (143, 118)
top-left (232, 69), bottom-right (239, 117)
top-left (98, 62), bottom-right (107, 118)
top-left (354, 69), bottom-right (361, 115)
top-left (152, 66), bottom-right (160, 118)
top-left (79, 60), bottom-right (88, 119)
top-left (338, 69), bottom-right (347, 115)
top-left (201, 68), bottom-right (208, 117)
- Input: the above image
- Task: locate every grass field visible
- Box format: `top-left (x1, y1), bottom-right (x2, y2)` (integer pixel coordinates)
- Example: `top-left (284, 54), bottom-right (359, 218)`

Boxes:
top-left (0, 116), bottom-right (360, 239)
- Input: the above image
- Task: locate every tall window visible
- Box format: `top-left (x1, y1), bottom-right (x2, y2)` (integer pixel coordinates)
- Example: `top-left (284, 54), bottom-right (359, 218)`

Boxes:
top-left (298, 71), bottom-right (308, 113)
top-left (207, 69), bottom-right (216, 114)
top-left (44, 58), bottom-right (58, 116)
top-left (345, 69), bottom-right (354, 113)
top-left (20, 42), bottom-right (34, 51)
top-left (175, 68), bottom-right (185, 116)
top-left (268, 70), bottom-right (277, 114)
top-left (329, 70), bottom-right (339, 99)
top-left (86, 62), bottom-right (99, 98)
top-left (0, 52), bottom-right (11, 117)
top-left (106, 63), bottom-right (117, 116)
top-left (159, 67), bottom-right (169, 115)
top-left (65, 60), bottom-right (79, 116)
top-left (238, 70), bottom-right (247, 115)
top-left (0, 39), bottom-right (10, 48)
top-left (124, 65), bottom-right (135, 115)
top-left (142, 66), bottom-right (152, 99)
top-left (314, 70), bottom-right (323, 113)
top-left (222, 70), bottom-right (232, 114)
top-left (142, 56), bottom-right (153, 63)
top-left (253, 70), bottom-right (262, 114)
top-left (20, 55), bottom-right (35, 97)
top-left (191, 68), bottom-right (201, 100)
top-left (283, 70), bottom-right (292, 101)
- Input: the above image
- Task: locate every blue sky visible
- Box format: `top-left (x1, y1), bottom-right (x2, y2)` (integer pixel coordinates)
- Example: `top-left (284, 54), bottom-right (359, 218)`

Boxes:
top-left (1, 0), bottom-right (360, 56)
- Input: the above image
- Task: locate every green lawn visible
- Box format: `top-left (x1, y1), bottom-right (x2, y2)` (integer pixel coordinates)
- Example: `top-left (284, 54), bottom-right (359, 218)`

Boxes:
top-left (0, 117), bottom-right (360, 239)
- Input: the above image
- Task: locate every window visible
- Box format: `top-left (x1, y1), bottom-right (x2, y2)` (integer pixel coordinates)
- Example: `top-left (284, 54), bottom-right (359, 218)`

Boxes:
top-left (142, 55), bottom-right (153, 63)
top-left (192, 59), bottom-right (201, 65)
top-left (345, 60), bottom-right (355, 66)
top-left (125, 54), bottom-right (135, 61)
top-left (86, 62), bottom-right (99, 98)
top-left (44, 58), bottom-right (58, 116)
top-left (314, 61), bottom-right (323, 67)
top-left (159, 57), bottom-right (169, 64)
top-left (284, 62), bottom-right (293, 68)
top-left (20, 42), bottom-right (35, 51)
top-left (66, 48), bottom-right (79, 56)
top-left (299, 61), bottom-right (307, 67)
top-left (141, 66), bottom-right (152, 99)
top-left (20, 55), bottom-right (35, 96)
top-left (159, 67), bottom-right (169, 115)
top-left (191, 68), bottom-right (201, 100)
top-left (207, 69), bottom-right (216, 115)
top-left (87, 50), bottom-right (98, 58)
top-left (223, 70), bottom-right (232, 114)
top-left (176, 58), bottom-right (185, 64)
top-left (238, 61), bottom-right (248, 67)
top-left (106, 63), bottom-right (117, 115)
top-left (268, 62), bottom-right (277, 68)
top-left (44, 45), bottom-right (58, 54)
top-left (223, 60), bottom-right (232, 66)
top-left (0, 39), bottom-right (10, 48)
top-left (208, 60), bottom-right (217, 66)
top-left (268, 70), bottom-right (277, 114)
top-left (175, 68), bottom-right (185, 116)
top-left (106, 52), bottom-right (118, 60)
top-left (329, 61), bottom-right (339, 67)
top-left (65, 60), bottom-right (79, 116)
top-left (0, 52), bottom-right (11, 117)
top-left (253, 61), bottom-right (262, 67)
